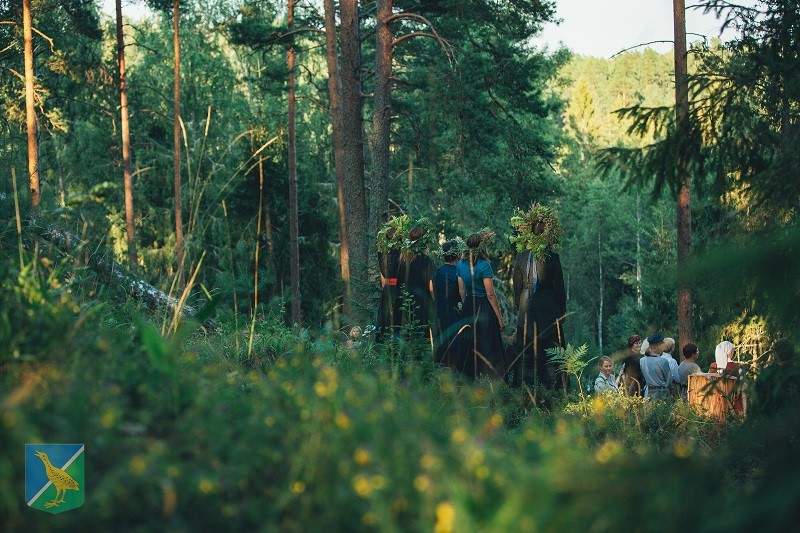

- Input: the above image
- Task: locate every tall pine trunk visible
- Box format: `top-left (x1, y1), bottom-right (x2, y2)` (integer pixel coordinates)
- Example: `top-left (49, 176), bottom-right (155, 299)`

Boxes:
top-left (22, 0), bottom-right (39, 209)
top-left (339, 0), bottom-right (368, 322)
top-left (597, 232), bottom-right (604, 353)
top-left (287, 0), bottom-right (302, 325)
top-left (173, 0), bottom-right (184, 283)
top-left (369, 0), bottom-right (392, 258)
top-left (323, 0), bottom-right (352, 318)
top-left (116, 0), bottom-right (137, 268)
top-left (673, 0), bottom-right (694, 351)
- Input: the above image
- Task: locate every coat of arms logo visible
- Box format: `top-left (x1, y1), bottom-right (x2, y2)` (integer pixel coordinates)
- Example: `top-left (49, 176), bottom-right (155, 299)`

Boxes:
top-left (25, 443), bottom-right (85, 513)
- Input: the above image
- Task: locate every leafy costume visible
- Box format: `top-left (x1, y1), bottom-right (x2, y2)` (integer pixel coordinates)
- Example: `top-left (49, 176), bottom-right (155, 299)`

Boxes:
top-left (510, 205), bottom-right (567, 390)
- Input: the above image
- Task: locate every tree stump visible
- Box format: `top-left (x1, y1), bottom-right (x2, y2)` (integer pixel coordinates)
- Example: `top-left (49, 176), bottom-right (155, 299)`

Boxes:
top-left (688, 373), bottom-right (744, 420)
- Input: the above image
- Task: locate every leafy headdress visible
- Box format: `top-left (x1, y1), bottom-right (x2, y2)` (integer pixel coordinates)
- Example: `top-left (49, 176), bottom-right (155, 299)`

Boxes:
top-left (400, 217), bottom-right (438, 263)
top-left (466, 229), bottom-right (495, 264)
top-left (509, 203), bottom-right (563, 260)
top-left (438, 236), bottom-right (468, 262)
top-left (377, 215), bottom-right (409, 253)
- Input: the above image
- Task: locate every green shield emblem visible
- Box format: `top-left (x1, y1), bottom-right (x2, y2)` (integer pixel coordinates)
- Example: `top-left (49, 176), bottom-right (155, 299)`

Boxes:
top-left (26, 443), bottom-right (85, 514)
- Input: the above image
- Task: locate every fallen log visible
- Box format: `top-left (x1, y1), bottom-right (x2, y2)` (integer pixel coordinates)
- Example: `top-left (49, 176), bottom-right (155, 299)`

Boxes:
top-left (31, 221), bottom-right (196, 318)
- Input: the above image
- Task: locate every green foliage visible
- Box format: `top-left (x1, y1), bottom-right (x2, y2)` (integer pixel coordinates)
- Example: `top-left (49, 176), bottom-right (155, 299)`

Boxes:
top-left (508, 203), bottom-right (563, 257)
top-left (2, 236), bottom-right (800, 530)
top-left (376, 214), bottom-right (410, 253)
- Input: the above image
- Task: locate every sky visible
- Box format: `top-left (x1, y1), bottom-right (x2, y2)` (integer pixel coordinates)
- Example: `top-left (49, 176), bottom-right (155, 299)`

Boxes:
top-left (533, 0), bottom-right (759, 58)
top-left (101, 0), bottom-right (759, 59)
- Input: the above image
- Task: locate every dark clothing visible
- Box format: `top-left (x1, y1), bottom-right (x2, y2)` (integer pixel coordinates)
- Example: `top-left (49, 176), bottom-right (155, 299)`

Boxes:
top-left (511, 251), bottom-right (567, 389)
top-left (458, 258), bottom-right (505, 379)
top-left (397, 254), bottom-right (434, 341)
top-left (459, 294), bottom-right (504, 379)
top-left (376, 250), bottom-right (401, 343)
top-left (621, 353), bottom-right (645, 396)
top-left (432, 263), bottom-right (465, 368)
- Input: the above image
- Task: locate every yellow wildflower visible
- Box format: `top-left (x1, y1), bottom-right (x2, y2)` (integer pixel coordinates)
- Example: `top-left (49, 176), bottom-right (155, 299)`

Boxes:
top-left (434, 502), bottom-right (456, 533)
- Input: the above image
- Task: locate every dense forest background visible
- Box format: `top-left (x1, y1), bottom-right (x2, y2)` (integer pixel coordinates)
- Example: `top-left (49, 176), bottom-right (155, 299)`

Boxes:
top-left (3, 0), bottom-right (790, 359)
top-left (2, 0), bottom-right (799, 529)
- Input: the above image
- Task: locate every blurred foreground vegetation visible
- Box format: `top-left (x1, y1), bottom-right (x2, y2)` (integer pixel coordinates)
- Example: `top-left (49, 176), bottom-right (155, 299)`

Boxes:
top-left (2, 238), bottom-right (800, 531)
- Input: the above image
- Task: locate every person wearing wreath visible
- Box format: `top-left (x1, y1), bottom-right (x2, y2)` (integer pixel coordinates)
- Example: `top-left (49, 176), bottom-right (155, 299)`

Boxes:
top-left (432, 238), bottom-right (466, 368)
top-left (509, 204), bottom-right (568, 391)
top-left (397, 224), bottom-right (436, 345)
top-left (376, 216), bottom-right (406, 343)
top-left (457, 231), bottom-right (506, 379)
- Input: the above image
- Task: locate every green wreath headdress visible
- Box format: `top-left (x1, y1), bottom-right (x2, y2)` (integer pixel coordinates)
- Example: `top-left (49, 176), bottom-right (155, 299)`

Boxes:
top-left (377, 215), bottom-right (409, 253)
top-left (465, 229), bottom-right (495, 262)
top-left (509, 203), bottom-right (563, 259)
top-left (400, 217), bottom-right (438, 262)
top-left (437, 236), bottom-right (468, 261)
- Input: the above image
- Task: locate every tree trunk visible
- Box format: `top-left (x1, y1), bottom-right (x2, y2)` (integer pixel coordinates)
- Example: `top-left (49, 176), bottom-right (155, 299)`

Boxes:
top-left (597, 232), bottom-right (604, 353)
top-left (173, 0), bottom-right (184, 285)
top-left (339, 0), bottom-right (368, 322)
top-left (369, 0), bottom-right (392, 260)
top-left (323, 0), bottom-right (352, 318)
top-left (287, 0), bottom-right (302, 325)
top-left (635, 195), bottom-right (642, 310)
top-left (36, 224), bottom-right (195, 318)
top-left (116, 0), bottom-right (137, 268)
top-left (22, 0), bottom-right (40, 209)
top-left (673, 0), bottom-right (694, 351)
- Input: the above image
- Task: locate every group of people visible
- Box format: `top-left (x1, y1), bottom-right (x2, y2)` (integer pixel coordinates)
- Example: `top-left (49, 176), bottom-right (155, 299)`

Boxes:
top-left (595, 333), bottom-right (741, 402)
top-left (375, 205), bottom-right (568, 391)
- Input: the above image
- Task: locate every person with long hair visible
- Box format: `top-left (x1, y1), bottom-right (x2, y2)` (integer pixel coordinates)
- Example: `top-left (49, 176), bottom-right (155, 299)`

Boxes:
top-left (457, 231), bottom-right (506, 378)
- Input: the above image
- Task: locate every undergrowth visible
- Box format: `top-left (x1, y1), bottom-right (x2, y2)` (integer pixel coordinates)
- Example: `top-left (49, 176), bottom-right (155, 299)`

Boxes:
top-left (2, 242), bottom-right (800, 532)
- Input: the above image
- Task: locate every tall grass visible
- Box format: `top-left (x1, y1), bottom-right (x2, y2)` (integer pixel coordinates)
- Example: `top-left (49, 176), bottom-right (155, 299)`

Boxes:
top-left (2, 243), bottom-right (800, 531)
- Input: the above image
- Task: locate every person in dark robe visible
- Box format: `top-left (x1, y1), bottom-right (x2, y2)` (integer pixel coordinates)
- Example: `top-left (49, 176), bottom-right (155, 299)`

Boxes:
top-left (432, 239), bottom-right (465, 368)
top-left (376, 227), bottom-right (402, 344)
top-left (397, 226), bottom-right (435, 346)
top-left (510, 209), bottom-right (567, 392)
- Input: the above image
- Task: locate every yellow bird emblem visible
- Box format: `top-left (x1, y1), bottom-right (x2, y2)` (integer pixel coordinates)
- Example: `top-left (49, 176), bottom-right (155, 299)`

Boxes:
top-left (34, 451), bottom-right (80, 508)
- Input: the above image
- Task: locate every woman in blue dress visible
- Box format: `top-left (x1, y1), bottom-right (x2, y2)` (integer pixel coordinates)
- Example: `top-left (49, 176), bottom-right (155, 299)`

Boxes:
top-left (432, 239), bottom-right (465, 368)
top-left (457, 231), bottom-right (506, 379)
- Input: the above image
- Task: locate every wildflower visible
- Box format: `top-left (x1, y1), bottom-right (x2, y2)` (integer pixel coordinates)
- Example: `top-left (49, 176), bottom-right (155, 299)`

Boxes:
top-left (291, 481), bottom-right (306, 494)
top-left (198, 478), bottom-right (216, 494)
top-left (335, 412), bottom-right (352, 430)
top-left (354, 447), bottom-right (371, 466)
top-left (435, 502), bottom-right (456, 533)
top-left (353, 474), bottom-right (372, 497)
top-left (129, 455), bottom-right (146, 475)
top-left (414, 474), bottom-right (431, 492)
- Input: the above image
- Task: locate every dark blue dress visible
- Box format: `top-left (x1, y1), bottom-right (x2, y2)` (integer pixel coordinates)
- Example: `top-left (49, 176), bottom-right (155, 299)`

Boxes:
top-left (457, 258), bottom-right (505, 379)
top-left (432, 263), bottom-right (464, 368)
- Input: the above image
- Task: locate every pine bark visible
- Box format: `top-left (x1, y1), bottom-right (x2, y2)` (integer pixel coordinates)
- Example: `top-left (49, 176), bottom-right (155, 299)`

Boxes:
top-left (22, 0), bottom-right (40, 209)
top-left (673, 0), bottom-right (694, 351)
top-left (338, 0), bottom-right (368, 321)
top-left (369, 0), bottom-right (392, 259)
top-left (173, 0), bottom-right (184, 284)
top-left (116, 0), bottom-right (137, 268)
top-left (323, 0), bottom-right (352, 317)
top-left (287, 0), bottom-right (302, 325)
